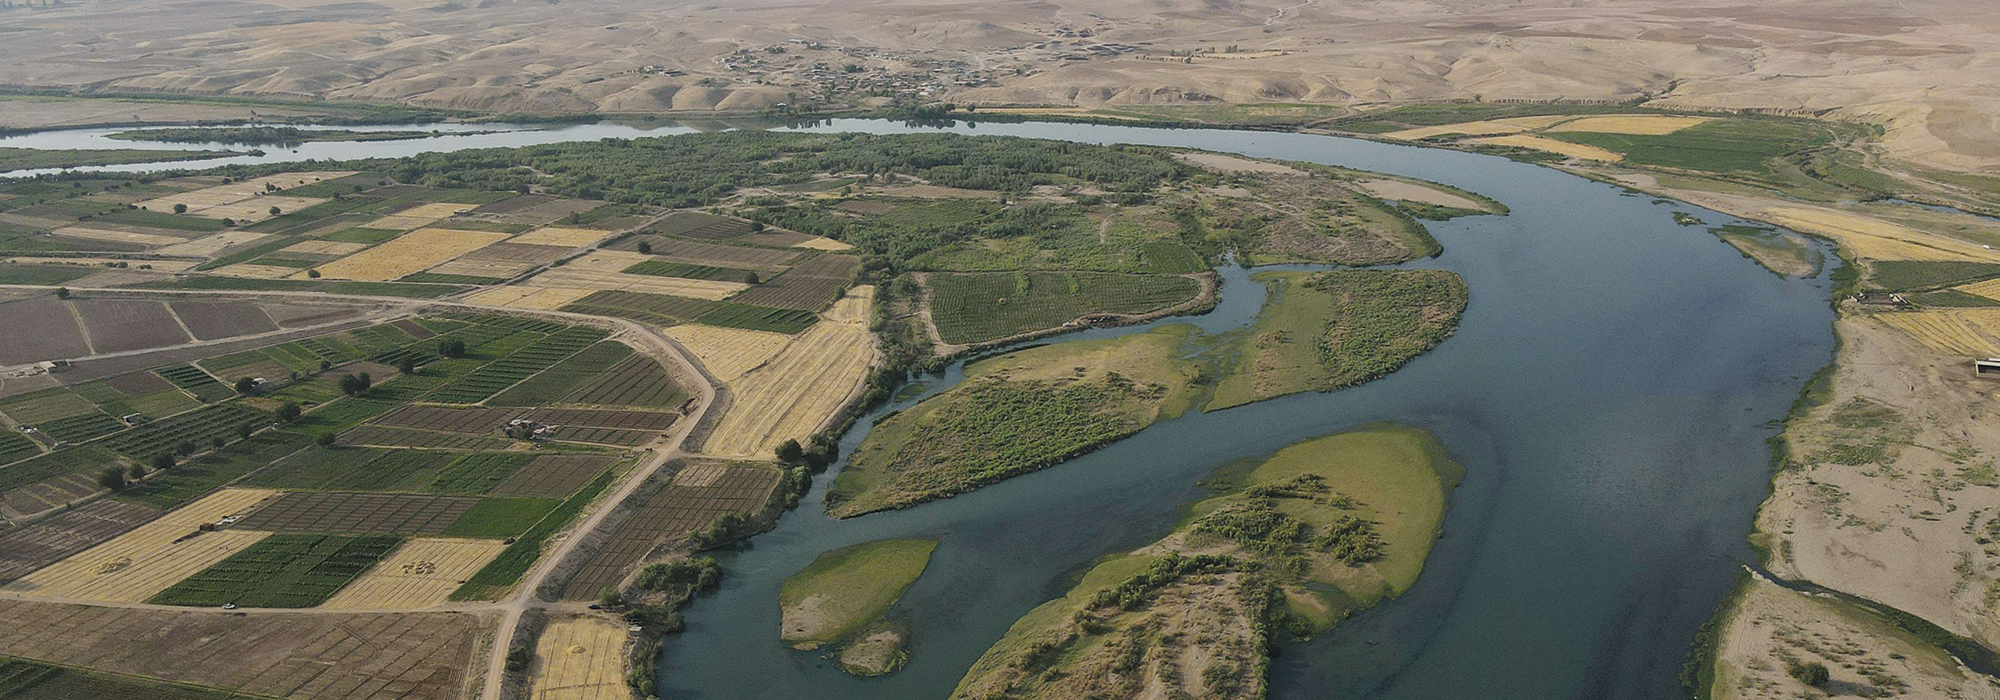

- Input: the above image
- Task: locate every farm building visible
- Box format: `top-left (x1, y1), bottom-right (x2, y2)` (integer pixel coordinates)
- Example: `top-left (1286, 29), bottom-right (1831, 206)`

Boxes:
top-left (1977, 358), bottom-right (2000, 377)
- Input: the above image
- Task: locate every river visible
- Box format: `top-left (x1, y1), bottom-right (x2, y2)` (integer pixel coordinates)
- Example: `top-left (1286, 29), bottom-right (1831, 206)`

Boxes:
top-left (3, 118), bottom-right (1837, 699)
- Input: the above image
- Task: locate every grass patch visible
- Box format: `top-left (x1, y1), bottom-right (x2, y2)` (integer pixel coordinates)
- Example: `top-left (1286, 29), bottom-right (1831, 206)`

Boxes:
top-left (0, 264), bottom-right (95, 285)
top-left (927, 271), bottom-right (1201, 345)
top-left (1864, 260), bottom-right (2000, 291)
top-left (780, 537), bottom-right (936, 649)
top-left (148, 534), bottom-right (400, 608)
top-left (0, 147), bottom-right (239, 171)
top-left (439, 497), bottom-right (561, 538)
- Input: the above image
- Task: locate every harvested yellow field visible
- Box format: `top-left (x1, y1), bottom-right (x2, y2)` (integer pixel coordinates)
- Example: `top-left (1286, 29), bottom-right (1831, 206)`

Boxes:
top-left (1545, 115), bottom-right (1713, 135)
top-left (215, 263), bottom-right (305, 279)
top-left (198, 195), bottom-right (326, 223)
top-left (361, 202), bottom-right (478, 230)
top-left (465, 285), bottom-right (598, 310)
top-left (310, 227), bottom-right (511, 281)
top-left (1764, 207), bottom-right (2000, 262)
top-left (1, 489), bottom-right (275, 603)
top-left (1465, 135), bottom-right (1624, 161)
top-left (527, 618), bottom-right (629, 700)
top-left (133, 172), bottom-right (354, 214)
top-left (427, 257), bottom-right (536, 279)
top-left (704, 286), bottom-right (875, 458)
top-left (1954, 277), bottom-right (2000, 302)
top-left (51, 226), bottom-right (185, 247)
top-left (282, 239), bottom-right (369, 256)
top-left (154, 230), bottom-right (272, 258)
top-left (530, 259), bottom-right (749, 300)
top-left (511, 226), bottom-right (611, 248)
top-left (1872, 310), bottom-right (2000, 357)
top-left (320, 538), bottom-right (506, 610)
top-left (1382, 115), bottom-right (1578, 140)
top-left (663, 324), bottom-right (792, 382)
top-left (792, 236), bottom-right (853, 251)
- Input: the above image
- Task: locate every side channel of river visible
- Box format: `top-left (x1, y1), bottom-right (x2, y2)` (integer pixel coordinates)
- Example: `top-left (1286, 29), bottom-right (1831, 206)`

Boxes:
top-left (2, 117), bottom-right (1838, 699)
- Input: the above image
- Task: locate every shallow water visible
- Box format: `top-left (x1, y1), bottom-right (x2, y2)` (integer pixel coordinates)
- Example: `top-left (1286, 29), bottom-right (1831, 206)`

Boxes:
top-left (3, 117), bottom-right (1838, 699)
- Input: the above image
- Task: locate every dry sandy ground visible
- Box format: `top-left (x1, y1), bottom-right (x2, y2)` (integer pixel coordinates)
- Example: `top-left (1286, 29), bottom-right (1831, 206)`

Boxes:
top-left (1713, 577), bottom-right (1999, 700)
top-left (1754, 312), bottom-right (2000, 652)
top-left (1, 1), bottom-right (1998, 172)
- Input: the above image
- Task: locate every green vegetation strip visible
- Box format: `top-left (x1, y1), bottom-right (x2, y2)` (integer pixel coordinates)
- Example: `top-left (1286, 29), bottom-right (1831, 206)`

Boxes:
top-left (927, 271), bottom-right (1201, 345)
top-left (449, 467), bottom-right (618, 600)
top-left (149, 534), bottom-right (400, 608)
top-left (0, 147), bottom-right (241, 171)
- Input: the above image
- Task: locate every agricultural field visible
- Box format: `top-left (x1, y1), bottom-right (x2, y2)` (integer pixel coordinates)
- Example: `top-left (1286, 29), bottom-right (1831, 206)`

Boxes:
top-left (465, 285), bottom-right (597, 311)
top-left (510, 225), bottom-right (612, 248)
top-left (558, 461), bottom-right (781, 600)
top-left (726, 253), bottom-right (859, 310)
top-left (527, 251), bottom-right (752, 300)
top-left (926, 271), bottom-right (1203, 345)
top-left (780, 538), bottom-right (936, 676)
top-left (526, 617), bottom-right (630, 700)
top-left (1209, 270), bottom-right (1469, 410)
top-left (1869, 309), bottom-right (2000, 356)
top-left (703, 286), bottom-right (877, 458)
top-left (1863, 261), bottom-right (2000, 292)
top-left (0, 598), bottom-right (482, 700)
top-left (1467, 134), bottom-right (1624, 162)
top-left (0, 447), bottom-right (130, 523)
top-left (1763, 207), bottom-right (2000, 263)
top-left (0, 499), bottom-right (160, 581)
top-left (0, 489), bottom-right (274, 603)
top-left (231, 491), bottom-right (481, 534)
top-left (610, 236), bottom-right (801, 268)
top-left (488, 342), bottom-right (635, 406)
top-left (829, 324), bottom-right (1203, 518)
top-left (425, 326), bottom-right (607, 404)
top-left (563, 355), bottom-right (688, 408)
top-left (661, 324), bottom-right (792, 381)
top-left (489, 454), bottom-right (618, 499)
top-left (147, 533), bottom-right (401, 608)
top-left (451, 468), bottom-right (618, 600)
top-left (321, 537), bottom-right (508, 610)
top-left (0, 298), bottom-right (90, 364)
top-left (952, 426), bottom-right (1462, 700)
top-left (1954, 276), bottom-right (2000, 302)
top-left (310, 227), bottom-right (511, 281)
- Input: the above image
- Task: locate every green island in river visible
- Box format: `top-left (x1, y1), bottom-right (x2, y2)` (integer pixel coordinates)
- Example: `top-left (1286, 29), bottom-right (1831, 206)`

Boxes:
top-left (779, 537), bottom-right (939, 677)
top-left (950, 424), bottom-right (1463, 700)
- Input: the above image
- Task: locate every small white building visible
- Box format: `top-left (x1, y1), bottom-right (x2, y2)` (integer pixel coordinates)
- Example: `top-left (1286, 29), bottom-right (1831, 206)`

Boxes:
top-left (1976, 358), bottom-right (2000, 378)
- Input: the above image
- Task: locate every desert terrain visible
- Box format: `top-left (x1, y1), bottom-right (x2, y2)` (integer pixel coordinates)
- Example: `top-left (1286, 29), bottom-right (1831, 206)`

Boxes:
top-left (0, 0), bottom-right (1996, 172)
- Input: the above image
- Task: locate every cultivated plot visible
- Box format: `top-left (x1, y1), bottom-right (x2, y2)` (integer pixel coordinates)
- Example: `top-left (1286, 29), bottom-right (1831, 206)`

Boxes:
top-left (489, 454), bottom-right (617, 499)
top-left (510, 226), bottom-right (612, 248)
top-left (320, 537), bottom-right (507, 610)
top-left (662, 324), bottom-right (791, 382)
top-left (310, 227), bottom-right (510, 281)
top-left (1, 488), bottom-right (275, 603)
top-left (0, 298), bottom-right (88, 364)
top-left (0, 498), bottom-right (160, 582)
top-left (559, 462), bottom-right (780, 599)
top-left (527, 617), bottom-right (629, 700)
top-left (703, 286), bottom-right (876, 458)
top-left (232, 491), bottom-right (480, 535)
top-left (0, 598), bottom-right (482, 700)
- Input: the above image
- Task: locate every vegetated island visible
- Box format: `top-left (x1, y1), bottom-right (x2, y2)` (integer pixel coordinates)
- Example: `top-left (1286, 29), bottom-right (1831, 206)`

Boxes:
top-left (108, 126), bottom-right (443, 145)
top-left (779, 537), bottom-right (938, 676)
top-left (828, 268), bottom-right (1467, 519)
top-left (0, 146), bottom-right (246, 171)
top-left (950, 424), bottom-right (1463, 700)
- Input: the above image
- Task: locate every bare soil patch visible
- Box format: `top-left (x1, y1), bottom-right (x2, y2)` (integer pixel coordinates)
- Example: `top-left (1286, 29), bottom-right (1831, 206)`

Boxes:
top-left (73, 299), bottom-right (190, 354)
top-left (169, 301), bottom-right (278, 340)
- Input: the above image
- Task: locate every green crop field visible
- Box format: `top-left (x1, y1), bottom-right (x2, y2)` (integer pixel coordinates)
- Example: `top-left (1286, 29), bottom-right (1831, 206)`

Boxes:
top-left (694, 302), bottom-right (818, 334)
top-left (1865, 260), bottom-right (2000, 291)
top-left (0, 446), bottom-right (121, 494)
top-left (450, 468), bottom-right (617, 600)
top-left (927, 271), bottom-right (1201, 345)
top-left (0, 430), bottom-right (39, 465)
top-left (38, 412), bottom-right (126, 443)
top-left (622, 260), bottom-right (764, 283)
top-left (439, 497), bottom-right (561, 538)
top-left (428, 452), bottom-right (536, 494)
top-left (425, 326), bottom-right (607, 404)
top-left (100, 403), bottom-right (267, 458)
top-left (149, 534), bottom-right (400, 608)
top-left (154, 364), bottom-right (233, 402)
top-left (1544, 118), bottom-right (1835, 176)
top-left (320, 227), bottom-right (405, 244)
top-left (246, 447), bottom-right (458, 492)
top-left (561, 290), bottom-right (720, 327)
top-left (0, 264), bottom-right (95, 286)
top-left (116, 431), bottom-right (314, 509)
top-left (487, 341), bottom-right (636, 407)
top-left (0, 657), bottom-right (254, 700)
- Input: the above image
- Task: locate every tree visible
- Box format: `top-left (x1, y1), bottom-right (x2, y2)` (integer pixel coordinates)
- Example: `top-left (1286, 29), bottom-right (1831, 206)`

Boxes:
top-left (750, 221), bottom-right (766, 232)
top-left (151, 453), bottom-right (176, 471)
top-left (397, 357), bottom-right (417, 375)
top-left (234, 377), bottom-right (258, 395)
top-left (318, 359), bottom-right (331, 371)
top-left (315, 431), bottom-right (336, 448)
top-left (211, 436), bottom-right (226, 450)
top-left (269, 205), bottom-right (281, 216)
top-left (237, 422), bottom-right (255, 440)
top-left (306, 269), bottom-right (321, 279)
top-left (97, 468), bottom-right (127, 491)
top-left (504, 646), bottom-right (532, 674)
top-left (439, 338), bottom-right (467, 358)
top-left (1789, 661), bottom-right (1829, 687)
top-left (741, 271), bottom-right (760, 284)
top-left (53, 287), bottom-right (69, 300)
top-left (636, 241), bottom-right (653, 255)
top-left (176, 440), bottom-right (197, 456)
top-left (338, 373), bottom-right (371, 396)
top-left (127, 463), bottom-right (147, 480)
top-left (598, 587), bottom-right (625, 608)
top-left (775, 439), bottom-right (803, 463)
top-left (172, 203), bottom-right (188, 214)
top-left (276, 402), bottom-right (302, 423)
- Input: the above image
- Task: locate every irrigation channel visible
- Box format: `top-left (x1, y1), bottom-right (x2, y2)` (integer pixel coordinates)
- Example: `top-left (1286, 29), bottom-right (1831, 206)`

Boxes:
top-left (4, 118), bottom-right (1839, 699)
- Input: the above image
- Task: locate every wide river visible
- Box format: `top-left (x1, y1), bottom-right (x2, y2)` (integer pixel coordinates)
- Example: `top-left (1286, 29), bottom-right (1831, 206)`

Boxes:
top-left (4, 118), bottom-right (1837, 699)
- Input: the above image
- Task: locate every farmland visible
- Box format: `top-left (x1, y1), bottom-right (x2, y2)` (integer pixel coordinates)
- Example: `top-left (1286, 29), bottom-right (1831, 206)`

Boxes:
top-left (780, 538), bottom-right (936, 676)
top-left (558, 461), bottom-right (780, 600)
top-left (1868, 309), bottom-right (2000, 356)
top-left (952, 426), bottom-right (1462, 699)
top-left (703, 286), bottom-right (877, 458)
top-left (321, 537), bottom-right (508, 610)
top-left (565, 355), bottom-right (688, 407)
top-left (926, 271), bottom-right (1204, 345)
top-left (488, 342), bottom-right (634, 406)
top-left (1209, 270), bottom-right (1469, 410)
top-left (0, 499), bottom-right (160, 581)
top-left (230, 491), bottom-right (481, 534)
top-left (1, 489), bottom-right (275, 603)
top-left (830, 325), bottom-right (1203, 518)
top-left (526, 617), bottom-right (630, 700)
top-left (148, 533), bottom-right (401, 608)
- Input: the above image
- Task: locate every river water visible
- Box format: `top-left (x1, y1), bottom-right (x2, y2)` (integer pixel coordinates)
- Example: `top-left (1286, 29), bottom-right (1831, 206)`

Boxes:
top-left (3, 118), bottom-right (1837, 699)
